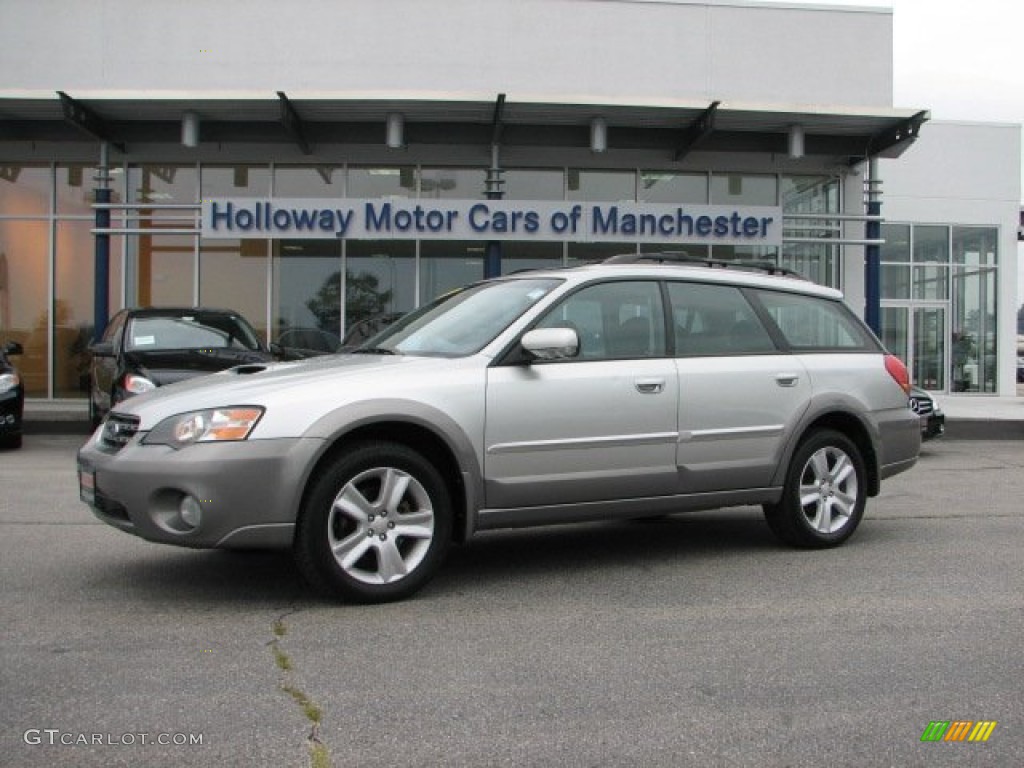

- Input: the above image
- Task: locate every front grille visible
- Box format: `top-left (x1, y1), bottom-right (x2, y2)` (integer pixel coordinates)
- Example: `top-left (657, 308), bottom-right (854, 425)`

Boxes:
top-left (909, 397), bottom-right (934, 416)
top-left (100, 413), bottom-right (140, 452)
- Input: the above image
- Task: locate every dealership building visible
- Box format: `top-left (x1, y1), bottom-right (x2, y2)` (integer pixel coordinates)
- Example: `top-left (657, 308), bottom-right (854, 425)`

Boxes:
top-left (0, 0), bottom-right (1020, 403)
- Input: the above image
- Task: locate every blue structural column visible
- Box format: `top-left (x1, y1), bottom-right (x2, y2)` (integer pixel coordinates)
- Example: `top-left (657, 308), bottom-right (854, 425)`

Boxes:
top-left (483, 145), bottom-right (504, 279)
top-left (93, 146), bottom-right (111, 342)
top-left (863, 158), bottom-right (882, 336)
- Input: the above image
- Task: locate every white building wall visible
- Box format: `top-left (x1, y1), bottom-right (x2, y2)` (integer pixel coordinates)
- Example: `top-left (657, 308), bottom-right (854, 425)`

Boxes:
top-left (880, 121), bottom-right (1022, 396)
top-left (1, 0), bottom-right (893, 108)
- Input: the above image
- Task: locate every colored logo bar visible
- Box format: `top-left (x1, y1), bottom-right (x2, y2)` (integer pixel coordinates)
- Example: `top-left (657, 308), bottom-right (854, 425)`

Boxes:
top-left (920, 721), bottom-right (997, 742)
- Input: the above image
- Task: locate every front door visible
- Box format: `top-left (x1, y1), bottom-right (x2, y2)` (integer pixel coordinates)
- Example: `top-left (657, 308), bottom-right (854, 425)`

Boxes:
top-left (484, 280), bottom-right (679, 509)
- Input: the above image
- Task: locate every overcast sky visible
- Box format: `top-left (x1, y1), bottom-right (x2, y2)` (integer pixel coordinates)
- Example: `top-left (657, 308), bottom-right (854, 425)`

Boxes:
top-left (780, 0), bottom-right (1023, 304)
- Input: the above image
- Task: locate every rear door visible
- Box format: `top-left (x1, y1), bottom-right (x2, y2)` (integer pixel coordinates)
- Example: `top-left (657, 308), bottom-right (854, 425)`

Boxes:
top-left (668, 281), bottom-right (812, 493)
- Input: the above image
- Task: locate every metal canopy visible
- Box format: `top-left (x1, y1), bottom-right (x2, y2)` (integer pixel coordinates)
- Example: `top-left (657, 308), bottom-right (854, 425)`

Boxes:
top-left (0, 92), bottom-right (928, 164)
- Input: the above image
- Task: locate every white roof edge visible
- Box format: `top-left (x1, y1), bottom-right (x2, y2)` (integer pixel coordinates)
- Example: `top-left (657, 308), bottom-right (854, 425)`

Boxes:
top-left (0, 89), bottom-right (924, 119)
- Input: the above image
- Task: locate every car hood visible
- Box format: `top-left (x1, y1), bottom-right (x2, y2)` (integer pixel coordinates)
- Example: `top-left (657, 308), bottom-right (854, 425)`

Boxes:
top-left (112, 352), bottom-right (487, 438)
top-left (126, 348), bottom-right (275, 386)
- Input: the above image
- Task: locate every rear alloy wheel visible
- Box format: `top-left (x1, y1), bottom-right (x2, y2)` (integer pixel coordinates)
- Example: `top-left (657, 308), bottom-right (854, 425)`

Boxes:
top-left (764, 429), bottom-right (866, 548)
top-left (294, 441), bottom-right (452, 603)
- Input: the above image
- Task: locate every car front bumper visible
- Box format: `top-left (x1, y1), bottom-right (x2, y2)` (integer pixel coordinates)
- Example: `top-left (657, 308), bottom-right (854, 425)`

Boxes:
top-left (77, 430), bottom-right (325, 549)
top-left (0, 388), bottom-right (23, 435)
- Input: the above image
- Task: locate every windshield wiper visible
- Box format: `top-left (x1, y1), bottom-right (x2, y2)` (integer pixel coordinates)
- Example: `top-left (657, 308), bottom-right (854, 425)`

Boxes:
top-left (352, 347), bottom-right (398, 355)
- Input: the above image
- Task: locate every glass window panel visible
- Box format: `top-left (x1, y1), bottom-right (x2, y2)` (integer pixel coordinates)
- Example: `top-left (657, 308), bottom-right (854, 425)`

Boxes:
top-left (504, 170), bottom-right (564, 200)
top-left (710, 173), bottom-right (777, 206)
top-left (131, 234), bottom-right (195, 306)
top-left (912, 265), bottom-right (949, 300)
top-left (502, 241), bottom-right (563, 271)
top-left (347, 167), bottom-right (416, 198)
top-left (274, 165), bottom-right (345, 197)
top-left (912, 307), bottom-right (945, 390)
top-left (568, 241), bottom-right (634, 266)
top-left (951, 266), bottom-right (997, 392)
top-left (781, 176), bottom-right (839, 213)
top-left (57, 163), bottom-right (124, 215)
top-left (420, 241), bottom-right (482, 303)
top-left (880, 307), bottom-right (909, 363)
top-left (0, 220), bottom-right (48, 396)
top-left (55, 222), bottom-right (123, 398)
top-left (881, 224), bottom-right (910, 261)
top-left (199, 239), bottom-right (268, 340)
top-left (419, 168), bottom-right (487, 200)
top-left (881, 264), bottom-right (911, 299)
top-left (781, 244), bottom-right (838, 286)
top-left (912, 225), bottom-right (948, 263)
top-left (952, 226), bottom-right (997, 266)
top-left (536, 281), bottom-right (666, 360)
top-left (200, 165), bottom-right (269, 198)
top-left (272, 240), bottom-right (342, 351)
top-left (1, 164), bottom-right (50, 215)
top-left (711, 244), bottom-right (778, 264)
top-left (567, 170), bottom-right (635, 202)
top-left (639, 172), bottom-right (707, 204)
top-left (130, 165), bottom-right (198, 205)
top-left (346, 240), bottom-right (416, 334)
top-left (667, 282), bottom-right (775, 356)
top-left (756, 290), bottom-right (872, 350)
top-left (640, 242), bottom-right (709, 261)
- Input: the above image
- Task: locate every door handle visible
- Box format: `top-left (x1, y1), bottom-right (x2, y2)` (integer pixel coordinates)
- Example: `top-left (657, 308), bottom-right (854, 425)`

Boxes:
top-left (775, 373), bottom-right (800, 387)
top-left (635, 378), bottom-right (665, 394)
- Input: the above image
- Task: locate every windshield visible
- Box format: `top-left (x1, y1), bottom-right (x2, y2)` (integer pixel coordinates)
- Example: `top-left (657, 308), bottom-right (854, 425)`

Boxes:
top-left (126, 313), bottom-right (263, 352)
top-left (364, 278), bottom-right (563, 357)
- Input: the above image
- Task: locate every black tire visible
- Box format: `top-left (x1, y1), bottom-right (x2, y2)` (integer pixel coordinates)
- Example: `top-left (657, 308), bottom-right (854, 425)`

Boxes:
top-left (294, 441), bottom-right (452, 603)
top-left (763, 429), bottom-right (866, 548)
top-left (0, 433), bottom-right (22, 450)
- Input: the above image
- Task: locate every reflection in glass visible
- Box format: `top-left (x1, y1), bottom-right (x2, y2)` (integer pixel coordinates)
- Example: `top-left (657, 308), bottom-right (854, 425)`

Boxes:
top-left (711, 174), bottom-right (777, 205)
top-left (274, 165), bottom-right (344, 197)
top-left (567, 170), bottom-right (635, 202)
top-left (273, 239), bottom-right (341, 349)
top-left (348, 167), bottom-right (416, 198)
top-left (881, 264), bottom-right (911, 300)
top-left (568, 241), bottom-right (633, 266)
top-left (504, 170), bottom-right (564, 200)
top-left (881, 307), bottom-right (909, 364)
top-left (346, 240), bottom-right (415, 334)
top-left (0, 163), bottom-right (50, 216)
top-left (0, 221), bottom-right (48, 396)
top-left (58, 163), bottom-right (124, 214)
top-left (952, 226), bottom-right (996, 266)
top-left (951, 265), bottom-right (997, 392)
top-left (502, 241), bottom-right (563, 271)
top-left (639, 172), bottom-right (707, 204)
top-left (199, 239), bottom-right (268, 339)
top-left (781, 176), bottom-right (840, 286)
top-left (420, 241), bottom-right (481, 303)
top-left (419, 168), bottom-right (486, 199)
top-left (55, 223), bottom-right (123, 398)
top-left (881, 224), bottom-right (911, 261)
top-left (912, 225), bottom-right (948, 263)
top-left (912, 306), bottom-right (945, 390)
top-left (200, 165), bottom-right (270, 198)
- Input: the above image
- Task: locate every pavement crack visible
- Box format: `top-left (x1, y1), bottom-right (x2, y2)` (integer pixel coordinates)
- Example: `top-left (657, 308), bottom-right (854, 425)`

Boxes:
top-left (269, 612), bottom-right (331, 768)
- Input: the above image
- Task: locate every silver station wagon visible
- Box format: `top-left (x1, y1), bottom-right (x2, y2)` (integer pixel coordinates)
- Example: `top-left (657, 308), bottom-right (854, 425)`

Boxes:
top-left (78, 257), bottom-right (920, 603)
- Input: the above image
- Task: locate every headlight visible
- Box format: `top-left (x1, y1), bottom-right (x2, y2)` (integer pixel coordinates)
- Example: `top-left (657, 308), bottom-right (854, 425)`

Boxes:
top-left (124, 374), bottom-right (157, 395)
top-left (0, 372), bottom-right (20, 393)
top-left (143, 406), bottom-right (264, 449)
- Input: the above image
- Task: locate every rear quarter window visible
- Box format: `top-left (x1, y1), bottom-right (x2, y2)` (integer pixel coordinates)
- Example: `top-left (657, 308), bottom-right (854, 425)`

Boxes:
top-left (753, 289), bottom-right (876, 351)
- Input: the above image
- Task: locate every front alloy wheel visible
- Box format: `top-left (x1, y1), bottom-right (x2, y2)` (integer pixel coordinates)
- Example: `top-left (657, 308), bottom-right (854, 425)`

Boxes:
top-left (764, 429), bottom-right (866, 548)
top-left (295, 441), bottom-right (452, 603)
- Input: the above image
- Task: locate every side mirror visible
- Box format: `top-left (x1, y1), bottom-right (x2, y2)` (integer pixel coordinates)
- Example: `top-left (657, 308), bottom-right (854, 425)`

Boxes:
top-left (521, 327), bottom-right (579, 361)
top-left (268, 341), bottom-right (285, 358)
top-left (3, 340), bottom-right (22, 356)
top-left (88, 340), bottom-right (115, 357)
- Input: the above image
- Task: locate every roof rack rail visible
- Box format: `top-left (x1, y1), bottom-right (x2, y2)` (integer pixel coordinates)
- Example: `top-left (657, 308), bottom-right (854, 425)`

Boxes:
top-left (602, 252), bottom-right (807, 279)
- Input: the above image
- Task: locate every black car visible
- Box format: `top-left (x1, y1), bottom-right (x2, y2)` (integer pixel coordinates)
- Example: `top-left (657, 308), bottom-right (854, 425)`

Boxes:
top-left (909, 386), bottom-right (945, 441)
top-left (88, 307), bottom-right (274, 427)
top-left (0, 340), bottom-right (24, 449)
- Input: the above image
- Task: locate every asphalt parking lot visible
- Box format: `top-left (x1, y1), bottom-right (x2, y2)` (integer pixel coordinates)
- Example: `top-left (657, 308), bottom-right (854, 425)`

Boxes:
top-left (2, 434), bottom-right (1022, 768)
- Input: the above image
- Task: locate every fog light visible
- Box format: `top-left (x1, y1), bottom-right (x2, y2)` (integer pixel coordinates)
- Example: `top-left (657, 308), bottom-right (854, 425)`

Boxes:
top-left (179, 495), bottom-right (202, 528)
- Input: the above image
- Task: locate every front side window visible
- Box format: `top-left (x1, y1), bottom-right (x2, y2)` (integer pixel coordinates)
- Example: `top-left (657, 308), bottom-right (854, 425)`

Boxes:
top-left (754, 290), bottom-right (874, 351)
top-left (535, 281), bottom-right (666, 360)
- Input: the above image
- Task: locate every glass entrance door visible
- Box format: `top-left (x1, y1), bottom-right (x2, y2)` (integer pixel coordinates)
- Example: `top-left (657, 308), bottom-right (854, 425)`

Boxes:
top-left (881, 303), bottom-right (948, 392)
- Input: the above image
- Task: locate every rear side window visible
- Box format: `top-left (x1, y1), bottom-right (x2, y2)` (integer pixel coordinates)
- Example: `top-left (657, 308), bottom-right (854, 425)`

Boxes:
top-left (753, 290), bottom-right (875, 351)
top-left (667, 282), bottom-right (776, 356)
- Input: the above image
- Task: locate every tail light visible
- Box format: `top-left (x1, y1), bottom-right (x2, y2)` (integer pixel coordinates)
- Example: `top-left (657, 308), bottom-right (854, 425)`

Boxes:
top-left (884, 354), bottom-right (911, 394)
